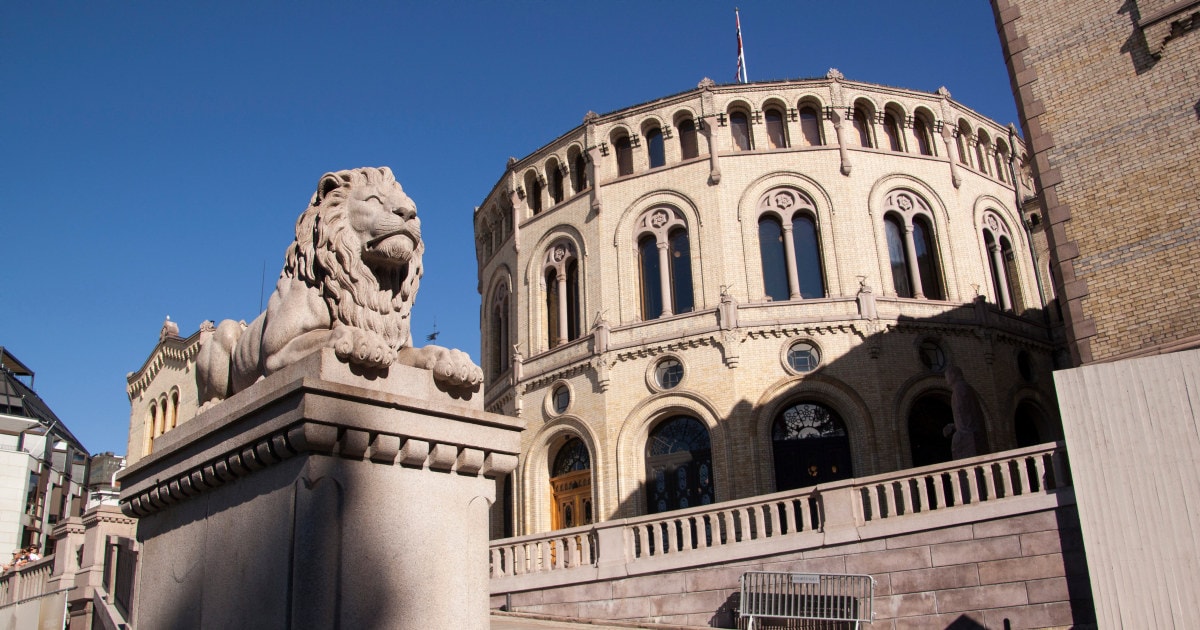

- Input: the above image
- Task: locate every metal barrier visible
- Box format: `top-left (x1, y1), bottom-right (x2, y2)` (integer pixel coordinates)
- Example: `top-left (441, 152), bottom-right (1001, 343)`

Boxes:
top-left (739, 571), bottom-right (874, 629)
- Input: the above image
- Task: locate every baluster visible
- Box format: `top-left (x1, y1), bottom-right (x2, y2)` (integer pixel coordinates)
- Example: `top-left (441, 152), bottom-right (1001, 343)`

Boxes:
top-left (489, 548), bottom-right (499, 578)
top-left (949, 470), bottom-right (964, 506)
top-left (874, 484), bottom-right (888, 519)
top-left (735, 508), bottom-right (749, 543)
top-left (931, 474), bottom-right (946, 510)
top-left (1034, 453), bottom-right (1050, 492)
top-left (716, 511), bottom-right (730, 546)
top-left (899, 480), bottom-right (914, 515)
top-left (981, 463), bottom-right (996, 501)
top-left (667, 519), bottom-right (680, 552)
top-left (1004, 458), bottom-right (1020, 497)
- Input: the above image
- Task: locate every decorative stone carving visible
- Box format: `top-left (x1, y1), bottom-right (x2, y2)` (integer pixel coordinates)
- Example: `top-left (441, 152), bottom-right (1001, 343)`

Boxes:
top-left (825, 68), bottom-right (844, 81)
top-left (856, 277), bottom-right (878, 320)
top-left (583, 111), bottom-right (599, 124)
top-left (196, 167), bottom-right (482, 407)
top-left (697, 77), bottom-right (715, 90)
top-left (159, 316), bottom-right (180, 342)
top-left (944, 365), bottom-right (989, 459)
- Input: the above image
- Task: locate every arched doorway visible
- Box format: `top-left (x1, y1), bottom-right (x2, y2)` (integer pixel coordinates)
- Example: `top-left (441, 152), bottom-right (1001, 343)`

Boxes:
top-left (550, 438), bottom-right (592, 530)
top-left (1014, 400), bottom-right (1053, 447)
top-left (645, 416), bottom-right (714, 514)
top-left (909, 393), bottom-right (954, 466)
top-left (772, 401), bottom-right (853, 490)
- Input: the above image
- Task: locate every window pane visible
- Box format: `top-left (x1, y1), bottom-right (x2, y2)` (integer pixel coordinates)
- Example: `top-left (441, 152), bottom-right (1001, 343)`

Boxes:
top-left (799, 107), bottom-right (822, 146)
top-left (551, 167), bottom-right (564, 202)
top-left (731, 112), bottom-right (751, 151)
top-left (913, 219), bottom-right (943, 299)
top-left (765, 108), bottom-right (786, 149)
top-left (566, 260), bottom-right (580, 340)
top-left (678, 119), bottom-right (699, 159)
top-left (647, 128), bottom-right (665, 168)
top-left (853, 108), bottom-right (872, 148)
top-left (669, 229), bottom-right (694, 313)
top-left (616, 136), bottom-right (633, 175)
top-left (528, 177), bottom-right (542, 214)
top-left (914, 118), bottom-right (933, 156)
top-left (885, 217), bottom-right (913, 298)
top-left (758, 217), bottom-right (789, 301)
top-left (546, 270), bottom-right (560, 347)
top-left (639, 235), bottom-right (663, 319)
top-left (792, 215), bottom-right (825, 299)
top-left (572, 153), bottom-right (588, 191)
top-left (884, 114), bottom-right (903, 151)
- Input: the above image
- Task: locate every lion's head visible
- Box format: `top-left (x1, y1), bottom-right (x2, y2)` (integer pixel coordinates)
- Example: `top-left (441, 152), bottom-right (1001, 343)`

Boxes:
top-left (284, 166), bottom-right (425, 351)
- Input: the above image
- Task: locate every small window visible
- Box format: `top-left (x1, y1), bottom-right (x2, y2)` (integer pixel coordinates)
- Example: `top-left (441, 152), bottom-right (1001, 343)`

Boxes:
top-left (654, 358), bottom-right (684, 389)
top-left (678, 119), bottom-right (699, 160)
top-left (765, 108), bottom-right (787, 149)
top-left (918, 340), bottom-right (946, 372)
top-left (913, 116), bottom-right (934, 156)
top-left (786, 342), bottom-right (821, 373)
top-left (552, 385), bottom-right (571, 414)
top-left (799, 106), bottom-right (822, 146)
top-left (883, 112), bottom-right (903, 152)
top-left (646, 127), bottom-right (665, 168)
top-left (852, 107), bottom-right (872, 148)
top-left (571, 150), bottom-right (588, 192)
top-left (615, 135), bottom-right (634, 176)
top-left (730, 111), bottom-right (751, 151)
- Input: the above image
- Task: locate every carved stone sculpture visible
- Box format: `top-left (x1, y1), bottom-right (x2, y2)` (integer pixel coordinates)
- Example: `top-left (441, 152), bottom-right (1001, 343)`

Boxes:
top-left (196, 167), bottom-right (482, 405)
top-left (944, 365), bottom-right (988, 458)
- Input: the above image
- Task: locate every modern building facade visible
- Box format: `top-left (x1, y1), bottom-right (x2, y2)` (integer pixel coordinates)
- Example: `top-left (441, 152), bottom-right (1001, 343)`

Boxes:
top-left (993, 1), bottom-right (1200, 626)
top-left (474, 73), bottom-right (1064, 538)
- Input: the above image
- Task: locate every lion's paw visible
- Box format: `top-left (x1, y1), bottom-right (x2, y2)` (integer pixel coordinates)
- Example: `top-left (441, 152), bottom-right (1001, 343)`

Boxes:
top-left (330, 326), bottom-right (395, 368)
top-left (429, 347), bottom-right (484, 388)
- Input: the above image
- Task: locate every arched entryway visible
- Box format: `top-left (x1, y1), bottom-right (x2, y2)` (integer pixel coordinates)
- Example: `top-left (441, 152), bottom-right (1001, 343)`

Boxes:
top-left (645, 416), bottom-right (714, 514)
top-left (772, 401), bottom-right (853, 490)
top-left (550, 437), bottom-right (592, 530)
top-left (909, 393), bottom-right (954, 466)
top-left (1014, 400), bottom-right (1053, 447)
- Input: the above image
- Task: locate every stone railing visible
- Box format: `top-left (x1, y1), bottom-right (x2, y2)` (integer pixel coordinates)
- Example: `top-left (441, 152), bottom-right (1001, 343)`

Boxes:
top-left (490, 443), bottom-right (1070, 586)
top-left (0, 555), bottom-right (55, 606)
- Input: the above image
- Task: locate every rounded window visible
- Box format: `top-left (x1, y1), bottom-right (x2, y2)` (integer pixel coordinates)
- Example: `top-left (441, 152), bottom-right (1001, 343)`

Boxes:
top-left (918, 340), bottom-right (947, 372)
top-left (785, 341), bottom-right (821, 374)
top-left (653, 358), bottom-right (684, 390)
top-left (552, 385), bottom-right (570, 414)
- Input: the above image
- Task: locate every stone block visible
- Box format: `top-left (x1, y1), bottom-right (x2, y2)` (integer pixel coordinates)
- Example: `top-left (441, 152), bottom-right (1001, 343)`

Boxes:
top-left (844, 546), bottom-right (931, 574)
top-left (935, 582), bottom-right (1028, 614)
top-left (612, 572), bottom-right (685, 600)
top-left (889, 564), bottom-right (980, 594)
top-left (981, 602), bottom-right (1075, 629)
top-left (972, 510), bottom-right (1058, 538)
top-left (978, 553), bottom-right (1066, 584)
top-left (884, 524), bottom-right (974, 550)
top-left (1025, 576), bottom-right (1069, 605)
top-left (877, 592), bottom-right (937, 618)
top-left (931, 535), bottom-right (1021, 566)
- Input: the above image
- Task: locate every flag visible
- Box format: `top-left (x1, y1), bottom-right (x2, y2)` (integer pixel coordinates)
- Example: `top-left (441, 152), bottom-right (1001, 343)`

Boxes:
top-left (735, 8), bottom-right (748, 84)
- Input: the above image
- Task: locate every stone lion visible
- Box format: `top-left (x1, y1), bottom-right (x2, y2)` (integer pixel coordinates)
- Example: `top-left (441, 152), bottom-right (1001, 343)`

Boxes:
top-left (196, 166), bottom-right (482, 405)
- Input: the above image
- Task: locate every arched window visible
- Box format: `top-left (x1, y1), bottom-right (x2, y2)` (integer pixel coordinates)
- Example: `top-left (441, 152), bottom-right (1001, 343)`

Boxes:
top-left (677, 118), bottom-right (699, 159)
top-left (551, 437), bottom-right (592, 530)
top-left (883, 111), bottom-right (904, 152)
top-left (549, 161), bottom-right (564, 204)
top-left (976, 130), bottom-right (991, 175)
top-left (525, 171), bottom-right (543, 214)
top-left (489, 285), bottom-right (510, 381)
top-left (913, 114), bottom-right (934, 156)
top-left (636, 207), bottom-right (693, 319)
top-left (646, 127), bottom-right (665, 168)
top-left (909, 393), bottom-right (953, 467)
top-left (646, 416), bottom-right (713, 514)
top-left (170, 390), bottom-right (180, 430)
top-left (956, 120), bottom-right (971, 165)
top-left (882, 191), bottom-right (943, 300)
top-left (773, 402), bottom-right (852, 490)
top-left (799, 106), bottom-right (823, 146)
top-left (730, 111), bottom-right (751, 151)
top-left (982, 212), bottom-right (1021, 311)
top-left (570, 148), bottom-right (588, 193)
top-left (1014, 401), bottom-right (1054, 447)
top-left (615, 134), bottom-right (634, 176)
top-left (852, 106), bottom-right (873, 148)
top-left (544, 242), bottom-right (581, 348)
top-left (756, 188), bottom-right (826, 301)
top-left (765, 107), bottom-right (787, 149)
top-left (994, 141), bottom-right (1009, 183)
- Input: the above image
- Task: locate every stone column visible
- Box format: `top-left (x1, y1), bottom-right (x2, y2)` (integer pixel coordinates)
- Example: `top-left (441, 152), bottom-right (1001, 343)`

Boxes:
top-left (119, 349), bottom-right (523, 630)
top-left (781, 223), bottom-right (801, 300)
top-left (903, 224), bottom-right (925, 298)
top-left (990, 242), bottom-right (1013, 310)
top-left (555, 269), bottom-right (569, 345)
top-left (657, 241), bottom-right (673, 316)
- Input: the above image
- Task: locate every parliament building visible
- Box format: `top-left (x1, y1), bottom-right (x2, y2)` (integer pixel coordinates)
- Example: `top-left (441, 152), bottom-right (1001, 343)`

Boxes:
top-left (474, 72), bottom-right (1063, 538)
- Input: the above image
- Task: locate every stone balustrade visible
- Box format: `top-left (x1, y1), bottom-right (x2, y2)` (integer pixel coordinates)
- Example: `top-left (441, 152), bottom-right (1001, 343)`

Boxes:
top-left (0, 556), bottom-right (55, 606)
top-left (490, 442), bottom-right (1070, 589)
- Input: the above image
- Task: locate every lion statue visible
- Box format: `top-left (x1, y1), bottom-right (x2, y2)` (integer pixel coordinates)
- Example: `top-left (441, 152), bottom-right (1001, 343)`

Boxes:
top-left (196, 166), bottom-right (482, 406)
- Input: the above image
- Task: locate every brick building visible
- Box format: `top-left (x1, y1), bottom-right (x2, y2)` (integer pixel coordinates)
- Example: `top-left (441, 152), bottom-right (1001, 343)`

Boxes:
top-left (993, 1), bottom-right (1200, 626)
top-left (473, 74), bottom-right (1063, 538)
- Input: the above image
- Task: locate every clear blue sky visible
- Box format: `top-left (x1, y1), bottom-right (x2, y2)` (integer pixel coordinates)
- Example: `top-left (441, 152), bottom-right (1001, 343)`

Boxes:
top-left (0, 1), bottom-right (1017, 456)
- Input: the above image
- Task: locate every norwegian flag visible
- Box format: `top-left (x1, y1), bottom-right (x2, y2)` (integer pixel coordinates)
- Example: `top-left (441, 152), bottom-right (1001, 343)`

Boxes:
top-left (735, 8), bottom-right (748, 83)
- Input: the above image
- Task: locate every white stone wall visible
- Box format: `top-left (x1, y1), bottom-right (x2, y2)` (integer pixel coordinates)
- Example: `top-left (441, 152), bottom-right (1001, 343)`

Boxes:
top-left (480, 78), bottom-right (1058, 537)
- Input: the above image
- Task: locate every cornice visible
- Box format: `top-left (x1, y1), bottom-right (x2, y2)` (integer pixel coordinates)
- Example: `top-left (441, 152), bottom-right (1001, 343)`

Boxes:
top-left (126, 329), bottom-right (204, 401)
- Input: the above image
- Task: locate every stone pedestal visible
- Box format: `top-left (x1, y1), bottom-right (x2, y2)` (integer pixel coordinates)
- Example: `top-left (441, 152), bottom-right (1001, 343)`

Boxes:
top-left (118, 349), bottom-right (523, 630)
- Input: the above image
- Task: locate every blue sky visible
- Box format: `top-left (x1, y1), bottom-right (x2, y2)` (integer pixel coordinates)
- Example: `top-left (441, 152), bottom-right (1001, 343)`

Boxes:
top-left (0, 1), bottom-right (1017, 456)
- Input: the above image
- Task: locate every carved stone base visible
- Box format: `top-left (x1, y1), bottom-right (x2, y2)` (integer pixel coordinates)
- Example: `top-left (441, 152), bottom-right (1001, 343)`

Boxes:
top-left (118, 349), bottom-right (523, 630)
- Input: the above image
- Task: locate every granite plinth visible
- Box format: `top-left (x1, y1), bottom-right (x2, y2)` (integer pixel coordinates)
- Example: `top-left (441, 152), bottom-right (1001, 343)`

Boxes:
top-left (118, 348), bottom-right (523, 630)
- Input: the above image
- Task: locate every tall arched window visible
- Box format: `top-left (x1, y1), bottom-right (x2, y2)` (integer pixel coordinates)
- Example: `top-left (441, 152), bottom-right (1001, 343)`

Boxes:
top-left (544, 242), bottom-right (581, 348)
top-left (909, 393), bottom-right (953, 467)
top-left (551, 437), bottom-right (592, 530)
top-left (994, 141), bottom-right (1009, 183)
top-left (170, 390), bottom-right (180, 430)
top-left (975, 130), bottom-right (991, 175)
top-left (1015, 401), bottom-right (1054, 447)
top-left (799, 106), bottom-right (823, 146)
top-left (549, 161), bottom-right (564, 203)
top-left (765, 107), bottom-right (787, 149)
top-left (615, 134), bottom-right (634, 176)
top-left (677, 118), bottom-right (699, 159)
top-left (525, 171), bottom-right (543, 214)
top-left (982, 212), bottom-right (1021, 311)
top-left (570, 148), bottom-right (588, 193)
top-left (646, 127), bottom-right (665, 168)
top-left (883, 111), bottom-right (904, 152)
top-left (646, 416), bottom-right (713, 514)
top-left (636, 207), bottom-right (693, 319)
top-left (852, 106), bottom-right (873, 148)
top-left (489, 285), bottom-right (510, 380)
top-left (956, 120), bottom-right (971, 165)
top-left (730, 111), bottom-right (751, 151)
top-left (773, 402), bottom-right (852, 491)
top-left (913, 113), bottom-right (934, 156)
top-left (882, 191), bottom-right (943, 300)
top-left (756, 188), bottom-right (826, 301)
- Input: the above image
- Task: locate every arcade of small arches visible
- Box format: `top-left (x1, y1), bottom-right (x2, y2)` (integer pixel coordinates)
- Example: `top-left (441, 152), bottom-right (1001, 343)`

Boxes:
top-left (519, 348), bottom-right (1057, 533)
top-left (482, 184), bottom-right (1030, 379)
top-left (143, 389), bottom-right (181, 454)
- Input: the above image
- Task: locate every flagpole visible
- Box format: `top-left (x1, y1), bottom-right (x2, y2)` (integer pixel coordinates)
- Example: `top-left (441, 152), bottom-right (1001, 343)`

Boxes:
top-left (735, 7), bottom-right (748, 84)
